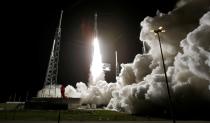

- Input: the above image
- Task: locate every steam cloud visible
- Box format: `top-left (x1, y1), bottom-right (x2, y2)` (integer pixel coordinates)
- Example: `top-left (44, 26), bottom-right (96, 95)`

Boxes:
top-left (38, 0), bottom-right (210, 117)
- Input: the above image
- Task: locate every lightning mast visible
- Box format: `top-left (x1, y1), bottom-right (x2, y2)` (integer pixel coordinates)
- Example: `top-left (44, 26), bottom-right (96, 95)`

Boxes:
top-left (143, 41), bottom-right (146, 54)
top-left (115, 51), bottom-right (119, 78)
top-left (43, 10), bottom-right (63, 97)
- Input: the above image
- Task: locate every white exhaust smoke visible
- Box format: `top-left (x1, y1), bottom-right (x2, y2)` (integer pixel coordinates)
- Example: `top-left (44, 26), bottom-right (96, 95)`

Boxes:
top-left (107, 0), bottom-right (210, 114)
top-left (37, 84), bottom-right (61, 98)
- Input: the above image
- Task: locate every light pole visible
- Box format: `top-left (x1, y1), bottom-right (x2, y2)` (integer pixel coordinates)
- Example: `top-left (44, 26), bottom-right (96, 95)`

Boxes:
top-left (151, 26), bottom-right (176, 123)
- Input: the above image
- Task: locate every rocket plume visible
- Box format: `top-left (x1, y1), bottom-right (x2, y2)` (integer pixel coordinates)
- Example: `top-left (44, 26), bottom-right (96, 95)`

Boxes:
top-left (89, 37), bottom-right (105, 84)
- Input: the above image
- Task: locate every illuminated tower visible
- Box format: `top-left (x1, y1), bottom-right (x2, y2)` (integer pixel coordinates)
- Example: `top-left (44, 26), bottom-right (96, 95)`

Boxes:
top-left (143, 41), bottom-right (146, 54)
top-left (115, 51), bottom-right (119, 77)
top-left (43, 10), bottom-right (63, 96)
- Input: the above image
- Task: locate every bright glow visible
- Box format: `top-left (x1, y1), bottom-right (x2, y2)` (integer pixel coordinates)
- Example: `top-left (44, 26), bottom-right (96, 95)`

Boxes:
top-left (150, 30), bottom-right (154, 32)
top-left (159, 26), bottom-right (163, 30)
top-left (90, 37), bottom-right (103, 82)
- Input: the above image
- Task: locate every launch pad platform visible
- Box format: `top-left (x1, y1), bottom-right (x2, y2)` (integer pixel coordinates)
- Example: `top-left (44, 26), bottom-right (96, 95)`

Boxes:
top-left (25, 97), bottom-right (81, 110)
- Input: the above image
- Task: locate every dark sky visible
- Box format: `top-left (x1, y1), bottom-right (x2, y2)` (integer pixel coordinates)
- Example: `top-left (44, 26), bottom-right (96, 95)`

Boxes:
top-left (1, 0), bottom-right (177, 102)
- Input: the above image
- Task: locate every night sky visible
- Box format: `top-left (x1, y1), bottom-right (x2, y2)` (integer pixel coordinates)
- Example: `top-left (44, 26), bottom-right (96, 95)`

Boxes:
top-left (1, 0), bottom-right (177, 102)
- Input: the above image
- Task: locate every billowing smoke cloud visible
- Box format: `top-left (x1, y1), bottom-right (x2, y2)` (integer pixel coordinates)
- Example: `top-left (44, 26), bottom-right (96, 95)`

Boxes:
top-left (38, 0), bottom-right (210, 117)
top-left (107, 0), bottom-right (210, 115)
top-left (172, 11), bottom-right (210, 115)
top-left (37, 84), bottom-right (62, 97)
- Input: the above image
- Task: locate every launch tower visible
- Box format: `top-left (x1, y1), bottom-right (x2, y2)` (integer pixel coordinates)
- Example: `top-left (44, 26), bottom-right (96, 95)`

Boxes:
top-left (42, 10), bottom-right (63, 96)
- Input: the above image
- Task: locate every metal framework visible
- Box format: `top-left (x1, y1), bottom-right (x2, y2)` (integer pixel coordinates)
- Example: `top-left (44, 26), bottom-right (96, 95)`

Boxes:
top-left (102, 63), bottom-right (111, 72)
top-left (43, 10), bottom-right (63, 97)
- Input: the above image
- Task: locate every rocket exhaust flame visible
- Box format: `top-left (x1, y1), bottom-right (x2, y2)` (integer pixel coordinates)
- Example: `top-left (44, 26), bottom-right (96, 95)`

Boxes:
top-left (89, 37), bottom-right (104, 84)
top-left (89, 12), bottom-right (104, 84)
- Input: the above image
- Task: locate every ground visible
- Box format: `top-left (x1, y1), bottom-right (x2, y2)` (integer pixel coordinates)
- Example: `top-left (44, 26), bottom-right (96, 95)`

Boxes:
top-left (0, 103), bottom-right (163, 121)
top-left (0, 103), bottom-right (209, 123)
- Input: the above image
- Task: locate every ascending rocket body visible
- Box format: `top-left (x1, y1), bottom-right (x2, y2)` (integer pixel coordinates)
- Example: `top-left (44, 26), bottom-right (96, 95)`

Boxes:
top-left (94, 13), bottom-right (98, 38)
top-left (93, 13), bottom-right (119, 77)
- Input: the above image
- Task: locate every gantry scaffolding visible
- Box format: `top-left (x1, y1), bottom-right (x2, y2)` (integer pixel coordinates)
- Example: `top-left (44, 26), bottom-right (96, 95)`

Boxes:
top-left (42, 10), bottom-right (63, 97)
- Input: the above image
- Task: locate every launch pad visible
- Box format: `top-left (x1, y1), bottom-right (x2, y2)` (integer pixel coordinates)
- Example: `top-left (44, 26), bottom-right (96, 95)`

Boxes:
top-left (25, 97), bottom-right (81, 110)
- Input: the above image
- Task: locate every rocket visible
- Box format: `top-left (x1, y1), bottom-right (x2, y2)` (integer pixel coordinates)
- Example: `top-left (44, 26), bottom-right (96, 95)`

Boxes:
top-left (94, 12), bottom-right (98, 38)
